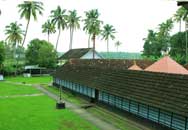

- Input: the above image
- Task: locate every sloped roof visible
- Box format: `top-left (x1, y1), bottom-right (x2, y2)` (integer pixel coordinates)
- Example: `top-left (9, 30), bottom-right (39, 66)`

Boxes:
top-left (53, 60), bottom-right (188, 117)
top-left (184, 63), bottom-right (188, 70)
top-left (59, 48), bottom-right (92, 60)
top-left (145, 56), bottom-right (188, 75)
top-left (128, 62), bottom-right (143, 71)
top-left (67, 59), bottom-right (154, 70)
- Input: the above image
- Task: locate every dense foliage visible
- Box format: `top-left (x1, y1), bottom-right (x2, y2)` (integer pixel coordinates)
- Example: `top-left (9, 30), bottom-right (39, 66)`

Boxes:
top-left (0, 41), bottom-right (5, 69)
top-left (26, 39), bottom-right (57, 68)
top-left (170, 31), bottom-right (188, 64)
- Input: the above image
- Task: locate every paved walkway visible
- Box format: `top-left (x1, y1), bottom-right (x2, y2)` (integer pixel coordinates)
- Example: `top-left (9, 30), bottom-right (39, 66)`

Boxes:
top-left (34, 85), bottom-right (120, 130)
top-left (0, 93), bottom-right (44, 99)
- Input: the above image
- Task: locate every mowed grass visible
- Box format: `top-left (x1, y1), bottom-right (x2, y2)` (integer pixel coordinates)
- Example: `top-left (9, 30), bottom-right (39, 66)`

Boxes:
top-left (0, 82), bottom-right (40, 96)
top-left (0, 77), bottom-right (99, 130)
top-left (0, 96), bottom-right (99, 130)
top-left (5, 76), bottom-right (52, 84)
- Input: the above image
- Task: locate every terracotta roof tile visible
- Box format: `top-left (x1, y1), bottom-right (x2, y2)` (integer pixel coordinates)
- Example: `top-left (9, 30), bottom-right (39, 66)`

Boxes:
top-left (128, 64), bottom-right (142, 71)
top-left (145, 56), bottom-right (188, 75)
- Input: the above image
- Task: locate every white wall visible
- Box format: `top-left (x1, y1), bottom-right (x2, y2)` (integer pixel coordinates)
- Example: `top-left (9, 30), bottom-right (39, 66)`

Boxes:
top-left (81, 50), bottom-right (103, 59)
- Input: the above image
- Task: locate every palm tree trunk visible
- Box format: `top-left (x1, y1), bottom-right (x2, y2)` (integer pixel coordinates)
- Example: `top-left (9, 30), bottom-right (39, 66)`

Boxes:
top-left (92, 34), bottom-right (96, 59)
top-left (185, 21), bottom-right (188, 63)
top-left (69, 27), bottom-right (72, 50)
top-left (179, 20), bottom-right (181, 32)
top-left (88, 34), bottom-right (91, 48)
top-left (13, 44), bottom-right (17, 76)
top-left (48, 32), bottom-right (50, 43)
top-left (117, 46), bottom-right (118, 52)
top-left (71, 28), bottom-right (74, 49)
top-left (22, 19), bottom-right (30, 47)
top-left (107, 39), bottom-right (109, 53)
top-left (69, 27), bottom-right (74, 50)
top-left (56, 29), bottom-right (61, 51)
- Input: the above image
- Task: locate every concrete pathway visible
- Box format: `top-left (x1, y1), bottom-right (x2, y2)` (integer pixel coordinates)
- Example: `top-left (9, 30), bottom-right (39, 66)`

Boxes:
top-left (0, 93), bottom-right (44, 99)
top-left (34, 85), bottom-right (120, 130)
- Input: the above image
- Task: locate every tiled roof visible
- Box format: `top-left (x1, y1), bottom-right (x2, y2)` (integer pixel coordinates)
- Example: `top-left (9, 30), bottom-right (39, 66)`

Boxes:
top-left (68, 59), bottom-right (154, 70)
top-left (128, 64), bottom-right (142, 71)
top-left (145, 56), bottom-right (188, 75)
top-left (53, 59), bottom-right (188, 117)
top-left (59, 48), bottom-right (92, 60)
top-left (184, 63), bottom-right (188, 70)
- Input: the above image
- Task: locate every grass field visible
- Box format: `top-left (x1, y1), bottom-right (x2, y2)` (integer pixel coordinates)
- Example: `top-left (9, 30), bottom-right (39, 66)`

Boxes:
top-left (5, 76), bottom-right (52, 84)
top-left (0, 77), bottom-right (99, 130)
top-left (0, 82), bottom-right (40, 96)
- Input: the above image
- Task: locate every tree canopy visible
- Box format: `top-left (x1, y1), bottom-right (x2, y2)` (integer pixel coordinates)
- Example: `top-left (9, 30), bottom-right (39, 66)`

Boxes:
top-left (0, 41), bottom-right (5, 67)
top-left (170, 31), bottom-right (188, 64)
top-left (26, 39), bottom-right (57, 68)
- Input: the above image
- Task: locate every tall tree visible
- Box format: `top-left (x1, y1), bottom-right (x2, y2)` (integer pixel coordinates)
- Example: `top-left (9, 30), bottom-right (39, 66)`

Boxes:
top-left (42, 20), bottom-right (56, 43)
top-left (157, 18), bottom-right (173, 53)
top-left (83, 9), bottom-right (100, 48)
top-left (101, 24), bottom-right (116, 52)
top-left (170, 31), bottom-right (188, 64)
top-left (26, 39), bottom-right (57, 68)
top-left (83, 9), bottom-right (102, 59)
top-left (5, 22), bottom-right (24, 74)
top-left (174, 7), bottom-right (187, 32)
top-left (142, 30), bottom-right (161, 59)
top-left (114, 41), bottom-right (122, 52)
top-left (5, 22), bottom-right (24, 48)
top-left (67, 10), bottom-right (81, 50)
top-left (0, 41), bottom-right (5, 71)
top-left (50, 6), bottom-right (67, 51)
top-left (18, 1), bottom-right (44, 47)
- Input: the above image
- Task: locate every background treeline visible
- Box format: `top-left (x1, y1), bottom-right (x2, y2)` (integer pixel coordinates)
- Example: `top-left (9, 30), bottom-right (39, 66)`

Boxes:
top-left (0, 1), bottom-right (123, 75)
top-left (142, 7), bottom-right (188, 65)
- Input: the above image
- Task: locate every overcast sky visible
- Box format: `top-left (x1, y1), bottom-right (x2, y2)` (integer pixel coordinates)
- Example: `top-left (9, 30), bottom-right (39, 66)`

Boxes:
top-left (0, 0), bottom-right (180, 52)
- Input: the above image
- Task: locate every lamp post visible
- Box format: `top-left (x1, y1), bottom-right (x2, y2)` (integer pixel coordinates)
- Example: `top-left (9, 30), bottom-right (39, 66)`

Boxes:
top-left (56, 85), bottom-right (65, 109)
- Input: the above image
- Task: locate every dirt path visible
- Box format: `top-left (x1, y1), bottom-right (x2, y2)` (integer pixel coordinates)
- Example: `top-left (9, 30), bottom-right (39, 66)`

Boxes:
top-left (34, 85), bottom-right (120, 130)
top-left (0, 93), bottom-right (44, 99)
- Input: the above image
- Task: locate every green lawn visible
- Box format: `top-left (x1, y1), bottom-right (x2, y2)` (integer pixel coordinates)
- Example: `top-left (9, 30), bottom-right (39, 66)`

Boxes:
top-left (0, 78), bottom-right (99, 130)
top-left (0, 82), bottom-right (40, 96)
top-left (5, 76), bottom-right (52, 84)
top-left (0, 96), bottom-right (99, 130)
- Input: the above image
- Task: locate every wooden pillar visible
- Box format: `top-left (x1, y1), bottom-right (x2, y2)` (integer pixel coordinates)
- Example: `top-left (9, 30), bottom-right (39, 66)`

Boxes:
top-left (158, 108), bottom-right (161, 123)
top-left (95, 89), bottom-right (99, 101)
top-left (170, 112), bottom-right (173, 128)
top-left (185, 117), bottom-right (187, 130)
top-left (147, 105), bottom-right (149, 119)
top-left (138, 103), bottom-right (140, 115)
top-left (128, 100), bottom-right (131, 112)
top-left (121, 97), bottom-right (123, 109)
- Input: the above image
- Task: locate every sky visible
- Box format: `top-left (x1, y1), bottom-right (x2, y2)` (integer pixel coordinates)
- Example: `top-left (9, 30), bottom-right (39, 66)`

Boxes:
top-left (0, 0), bottom-right (181, 53)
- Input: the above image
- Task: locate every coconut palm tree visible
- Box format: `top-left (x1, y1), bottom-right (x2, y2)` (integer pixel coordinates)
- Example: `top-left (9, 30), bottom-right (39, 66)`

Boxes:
top-left (42, 20), bottom-right (56, 43)
top-left (115, 41), bottom-right (122, 52)
top-left (18, 1), bottom-right (43, 47)
top-left (67, 10), bottom-right (81, 50)
top-left (83, 9), bottom-right (100, 48)
top-left (84, 9), bottom-right (102, 59)
top-left (174, 7), bottom-right (186, 32)
top-left (5, 22), bottom-right (24, 47)
top-left (5, 22), bottom-right (24, 75)
top-left (101, 24), bottom-right (116, 52)
top-left (50, 6), bottom-right (67, 51)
